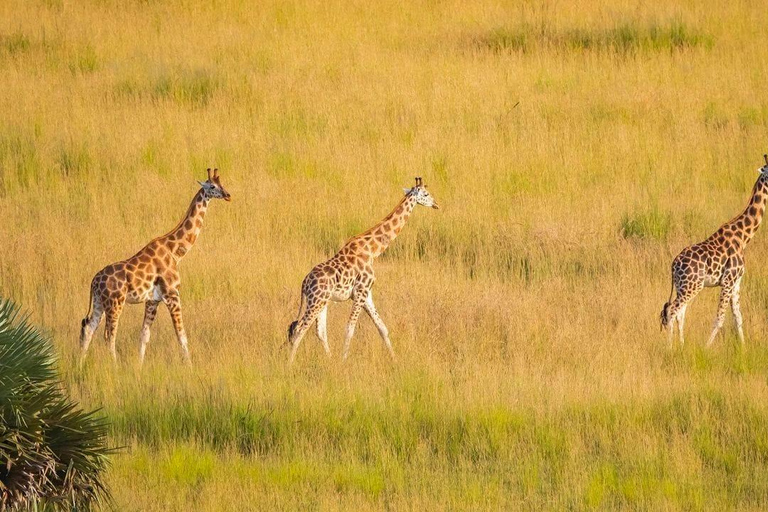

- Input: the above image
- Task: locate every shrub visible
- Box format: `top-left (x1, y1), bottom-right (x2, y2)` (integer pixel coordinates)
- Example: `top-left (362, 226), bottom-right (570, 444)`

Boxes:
top-left (0, 297), bottom-right (111, 510)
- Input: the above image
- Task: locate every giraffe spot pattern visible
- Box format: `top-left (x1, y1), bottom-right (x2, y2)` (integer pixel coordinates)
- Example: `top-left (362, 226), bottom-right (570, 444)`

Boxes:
top-left (288, 191), bottom-right (432, 362)
top-left (663, 174), bottom-right (767, 344)
top-left (80, 180), bottom-right (228, 364)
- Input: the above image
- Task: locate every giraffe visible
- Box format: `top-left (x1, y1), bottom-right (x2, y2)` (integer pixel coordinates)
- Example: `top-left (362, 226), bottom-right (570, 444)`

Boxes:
top-left (287, 177), bottom-right (439, 364)
top-left (78, 168), bottom-right (231, 366)
top-left (661, 156), bottom-right (768, 347)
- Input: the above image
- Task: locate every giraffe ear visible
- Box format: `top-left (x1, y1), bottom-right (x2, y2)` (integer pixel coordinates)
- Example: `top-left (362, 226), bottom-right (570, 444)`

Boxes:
top-left (198, 180), bottom-right (212, 189)
top-left (403, 187), bottom-right (413, 195)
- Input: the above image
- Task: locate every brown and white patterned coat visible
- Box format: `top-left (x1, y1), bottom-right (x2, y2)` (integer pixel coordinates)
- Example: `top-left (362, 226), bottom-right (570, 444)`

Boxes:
top-left (288, 177), bottom-right (439, 364)
top-left (661, 157), bottom-right (768, 346)
top-left (79, 168), bottom-right (231, 365)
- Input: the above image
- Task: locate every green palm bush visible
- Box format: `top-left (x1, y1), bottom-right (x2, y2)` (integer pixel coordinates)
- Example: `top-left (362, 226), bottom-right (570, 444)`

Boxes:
top-left (0, 297), bottom-right (111, 510)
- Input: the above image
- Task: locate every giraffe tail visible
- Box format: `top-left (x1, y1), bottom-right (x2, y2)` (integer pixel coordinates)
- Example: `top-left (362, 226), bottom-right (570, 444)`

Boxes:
top-left (287, 292), bottom-right (306, 342)
top-left (660, 277), bottom-right (674, 330)
top-left (288, 321), bottom-right (299, 342)
top-left (81, 282), bottom-right (94, 329)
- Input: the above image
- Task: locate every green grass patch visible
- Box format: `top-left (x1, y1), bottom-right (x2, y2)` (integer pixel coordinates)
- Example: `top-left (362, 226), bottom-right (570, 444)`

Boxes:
top-left (100, 389), bottom-right (768, 509)
top-left (161, 446), bottom-right (215, 485)
top-left (620, 208), bottom-right (672, 241)
top-left (153, 69), bottom-right (218, 106)
top-left (0, 32), bottom-right (31, 56)
top-left (57, 140), bottom-right (92, 177)
top-left (477, 20), bottom-right (712, 55)
top-left (0, 128), bottom-right (42, 193)
top-left (384, 222), bottom-right (616, 284)
top-left (68, 43), bottom-right (99, 74)
top-left (114, 68), bottom-right (220, 107)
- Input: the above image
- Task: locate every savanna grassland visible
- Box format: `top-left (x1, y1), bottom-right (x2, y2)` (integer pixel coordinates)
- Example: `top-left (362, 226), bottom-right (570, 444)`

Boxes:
top-left (3, 0), bottom-right (768, 509)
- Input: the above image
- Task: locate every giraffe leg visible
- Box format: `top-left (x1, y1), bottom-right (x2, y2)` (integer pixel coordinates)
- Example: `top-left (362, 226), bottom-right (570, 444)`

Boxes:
top-left (731, 277), bottom-right (745, 344)
top-left (103, 299), bottom-right (125, 363)
top-left (664, 278), bottom-right (702, 348)
top-left (667, 310), bottom-right (676, 347)
top-left (363, 292), bottom-right (395, 360)
top-left (289, 297), bottom-right (328, 365)
top-left (664, 297), bottom-right (686, 348)
top-left (164, 292), bottom-right (191, 365)
top-left (676, 304), bottom-right (688, 346)
top-left (79, 302), bottom-right (103, 368)
top-left (706, 284), bottom-right (734, 348)
top-left (342, 291), bottom-right (367, 361)
top-left (315, 305), bottom-right (331, 356)
top-left (139, 300), bottom-right (160, 366)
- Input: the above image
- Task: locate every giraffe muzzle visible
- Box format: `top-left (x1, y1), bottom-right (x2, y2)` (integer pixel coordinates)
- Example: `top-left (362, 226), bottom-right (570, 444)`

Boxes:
top-left (432, 202), bottom-right (440, 210)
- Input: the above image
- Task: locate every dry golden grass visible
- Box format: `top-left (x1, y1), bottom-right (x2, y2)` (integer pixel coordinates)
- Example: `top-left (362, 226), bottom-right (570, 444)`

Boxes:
top-left (3, 0), bottom-right (768, 509)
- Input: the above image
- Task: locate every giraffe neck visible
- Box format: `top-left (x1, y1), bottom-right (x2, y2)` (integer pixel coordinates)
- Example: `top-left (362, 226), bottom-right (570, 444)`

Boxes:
top-left (366, 194), bottom-right (418, 258)
top-left (728, 174), bottom-right (768, 246)
top-left (163, 189), bottom-right (210, 260)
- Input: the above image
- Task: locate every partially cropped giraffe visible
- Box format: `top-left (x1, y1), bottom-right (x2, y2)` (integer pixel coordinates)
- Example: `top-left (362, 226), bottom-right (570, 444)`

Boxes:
top-left (79, 168), bottom-right (231, 366)
top-left (288, 177), bottom-right (439, 364)
top-left (661, 156), bottom-right (768, 347)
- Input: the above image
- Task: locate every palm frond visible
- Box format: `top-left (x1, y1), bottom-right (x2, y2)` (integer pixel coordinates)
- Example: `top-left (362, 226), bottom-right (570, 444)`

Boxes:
top-left (0, 296), bottom-right (112, 511)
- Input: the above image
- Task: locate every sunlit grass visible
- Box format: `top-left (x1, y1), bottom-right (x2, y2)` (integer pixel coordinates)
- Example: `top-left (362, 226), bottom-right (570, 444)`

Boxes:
top-left (2, 0), bottom-right (768, 509)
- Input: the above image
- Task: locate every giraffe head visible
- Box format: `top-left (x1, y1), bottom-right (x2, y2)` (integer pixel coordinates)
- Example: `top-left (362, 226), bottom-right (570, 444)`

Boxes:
top-left (403, 176), bottom-right (439, 209)
top-left (198, 168), bottom-right (232, 201)
top-left (760, 154), bottom-right (768, 176)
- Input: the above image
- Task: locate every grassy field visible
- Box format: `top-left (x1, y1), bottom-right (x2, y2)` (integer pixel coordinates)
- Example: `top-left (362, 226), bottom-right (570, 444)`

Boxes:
top-left (3, 0), bottom-right (768, 509)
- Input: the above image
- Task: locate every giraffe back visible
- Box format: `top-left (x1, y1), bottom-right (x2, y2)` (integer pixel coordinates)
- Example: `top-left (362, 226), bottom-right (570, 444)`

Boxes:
top-left (302, 238), bottom-right (375, 303)
top-left (91, 240), bottom-right (178, 304)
